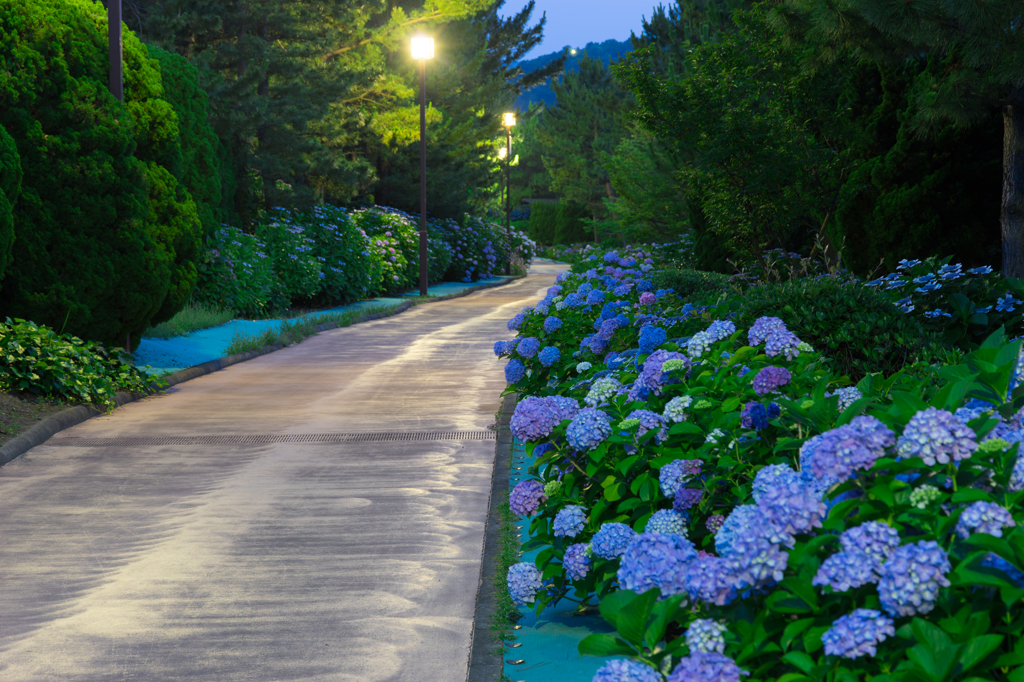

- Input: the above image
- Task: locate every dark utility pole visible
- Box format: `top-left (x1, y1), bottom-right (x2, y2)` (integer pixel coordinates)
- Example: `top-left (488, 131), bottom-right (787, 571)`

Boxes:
top-left (418, 58), bottom-right (428, 297)
top-left (505, 127), bottom-right (512, 275)
top-left (108, 0), bottom-right (123, 101)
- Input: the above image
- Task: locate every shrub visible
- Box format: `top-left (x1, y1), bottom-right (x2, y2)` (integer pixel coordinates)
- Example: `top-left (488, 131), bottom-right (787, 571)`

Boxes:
top-left (257, 209), bottom-right (323, 304)
top-left (0, 0), bottom-right (201, 349)
top-left (0, 123), bottom-right (19, 282)
top-left (653, 268), bottom-right (730, 302)
top-left (352, 208), bottom-right (418, 292)
top-left (528, 202), bottom-right (559, 244)
top-left (194, 225), bottom-right (277, 318)
top-left (304, 205), bottom-right (378, 303)
top-left (554, 203), bottom-right (591, 244)
top-left (734, 276), bottom-right (939, 380)
top-left (0, 318), bottom-right (157, 407)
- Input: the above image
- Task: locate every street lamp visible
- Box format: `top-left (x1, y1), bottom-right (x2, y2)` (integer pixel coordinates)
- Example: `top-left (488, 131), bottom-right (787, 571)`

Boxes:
top-left (412, 35), bottom-right (434, 296)
top-left (108, 0), bottom-right (123, 101)
top-left (502, 112), bottom-right (516, 275)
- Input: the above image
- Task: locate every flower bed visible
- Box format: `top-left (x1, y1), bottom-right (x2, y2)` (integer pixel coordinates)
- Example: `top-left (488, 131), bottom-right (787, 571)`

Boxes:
top-left (497, 248), bottom-right (1024, 681)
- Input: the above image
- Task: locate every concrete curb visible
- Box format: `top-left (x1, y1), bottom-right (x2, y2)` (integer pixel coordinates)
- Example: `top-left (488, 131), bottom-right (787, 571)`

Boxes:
top-left (0, 275), bottom-right (525, 468)
top-left (467, 392), bottom-right (517, 682)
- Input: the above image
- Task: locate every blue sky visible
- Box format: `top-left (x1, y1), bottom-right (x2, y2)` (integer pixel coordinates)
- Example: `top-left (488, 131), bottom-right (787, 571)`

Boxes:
top-left (498, 0), bottom-right (664, 58)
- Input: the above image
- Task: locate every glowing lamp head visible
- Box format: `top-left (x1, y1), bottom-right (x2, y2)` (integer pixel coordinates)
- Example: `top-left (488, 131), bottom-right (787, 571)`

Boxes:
top-left (503, 112), bottom-right (517, 127)
top-left (411, 35), bottom-right (434, 59)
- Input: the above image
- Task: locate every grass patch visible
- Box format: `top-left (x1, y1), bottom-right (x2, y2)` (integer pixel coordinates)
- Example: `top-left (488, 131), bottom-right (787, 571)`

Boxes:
top-left (491, 496), bottom-right (522, 648)
top-left (144, 302), bottom-right (235, 339)
top-left (0, 393), bottom-right (67, 447)
top-left (222, 303), bottom-right (403, 356)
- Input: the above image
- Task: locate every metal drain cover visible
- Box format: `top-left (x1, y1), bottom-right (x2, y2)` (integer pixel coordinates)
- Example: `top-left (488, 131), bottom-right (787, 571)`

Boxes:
top-left (48, 431), bottom-right (497, 447)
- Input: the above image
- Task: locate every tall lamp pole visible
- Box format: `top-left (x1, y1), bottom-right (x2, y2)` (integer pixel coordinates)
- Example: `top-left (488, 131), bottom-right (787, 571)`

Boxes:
top-left (412, 35), bottom-right (434, 297)
top-left (108, 0), bottom-right (123, 101)
top-left (502, 112), bottom-right (516, 275)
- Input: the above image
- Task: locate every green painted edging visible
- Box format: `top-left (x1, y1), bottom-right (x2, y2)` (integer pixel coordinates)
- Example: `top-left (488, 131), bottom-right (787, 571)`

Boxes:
top-left (0, 275), bottom-right (525, 468)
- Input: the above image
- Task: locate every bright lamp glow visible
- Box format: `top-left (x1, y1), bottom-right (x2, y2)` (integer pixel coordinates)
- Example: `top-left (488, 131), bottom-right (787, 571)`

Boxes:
top-left (411, 35), bottom-right (434, 59)
top-left (503, 112), bottom-right (516, 127)
top-left (498, 147), bottom-right (507, 159)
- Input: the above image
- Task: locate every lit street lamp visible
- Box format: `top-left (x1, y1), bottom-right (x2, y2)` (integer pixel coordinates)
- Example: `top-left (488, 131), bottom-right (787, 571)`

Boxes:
top-left (502, 111), bottom-right (516, 275)
top-left (412, 35), bottom-right (434, 296)
top-left (108, 0), bottom-right (123, 101)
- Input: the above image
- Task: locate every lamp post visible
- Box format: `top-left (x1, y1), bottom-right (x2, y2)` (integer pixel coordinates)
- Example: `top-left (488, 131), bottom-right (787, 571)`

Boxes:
top-left (411, 35), bottom-right (434, 296)
top-left (108, 0), bottom-right (123, 101)
top-left (502, 111), bottom-right (516, 275)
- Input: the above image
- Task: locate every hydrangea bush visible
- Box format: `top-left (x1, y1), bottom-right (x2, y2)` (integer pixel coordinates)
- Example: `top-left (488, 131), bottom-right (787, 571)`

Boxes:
top-left (497, 247), bottom-right (1024, 681)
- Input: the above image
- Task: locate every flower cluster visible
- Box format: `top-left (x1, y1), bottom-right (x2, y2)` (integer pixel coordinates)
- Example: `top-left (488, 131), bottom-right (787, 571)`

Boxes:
top-left (553, 504), bottom-right (588, 537)
top-left (660, 459), bottom-right (703, 497)
top-left (752, 366), bottom-right (791, 395)
top-left (877, 541), bottom-right (951, 617)
top-left (510, 480), bottom-right (547, 516)
top-left (567, 408), bottom-right (613, 450)
top-left (592, 522), bottom-right (639, 559)
top-left (507, 562), bottom-right (544, 605)
top-left (618, 532), bottom-right (698, 597)
top-left (822, 609), bottom-right (895, 659)
top-left (896, 407), bottom-right (977, 466)
top-left (956, 501), bottom-right (1016, 538)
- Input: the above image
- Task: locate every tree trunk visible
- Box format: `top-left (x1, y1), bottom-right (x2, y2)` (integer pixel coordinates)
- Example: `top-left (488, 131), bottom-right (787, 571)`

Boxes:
top-left (1003, 85), bottom-right (1024, 278)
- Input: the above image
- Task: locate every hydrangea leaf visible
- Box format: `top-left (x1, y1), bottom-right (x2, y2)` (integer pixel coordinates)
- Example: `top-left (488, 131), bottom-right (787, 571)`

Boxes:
top-left (578, 633), bottom-right (637, 657)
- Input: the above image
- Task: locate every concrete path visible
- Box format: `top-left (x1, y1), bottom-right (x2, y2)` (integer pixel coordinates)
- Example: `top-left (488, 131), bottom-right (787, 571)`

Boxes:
top-left (0, 262), bottom-right (565, 682)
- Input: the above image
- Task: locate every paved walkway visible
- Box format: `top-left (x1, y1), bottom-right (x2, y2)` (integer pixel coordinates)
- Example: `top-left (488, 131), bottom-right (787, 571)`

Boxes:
top-left (0, 262), bottom-right (565, 682)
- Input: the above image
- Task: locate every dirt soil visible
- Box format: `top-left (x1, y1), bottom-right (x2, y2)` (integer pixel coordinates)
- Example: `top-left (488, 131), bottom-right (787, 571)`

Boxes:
top-left (0, 393), bottom-right (67, 448)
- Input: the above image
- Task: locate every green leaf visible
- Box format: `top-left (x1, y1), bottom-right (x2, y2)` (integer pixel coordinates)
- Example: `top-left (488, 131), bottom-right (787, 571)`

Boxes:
top-left (955, 634), bottom-right (1003, 675)
top-left (782, 651), bottom-right (815, 674)
top-left (643, 594), bottom-right (685, 648)
top-left (578, 633), bottom-right (637, 657)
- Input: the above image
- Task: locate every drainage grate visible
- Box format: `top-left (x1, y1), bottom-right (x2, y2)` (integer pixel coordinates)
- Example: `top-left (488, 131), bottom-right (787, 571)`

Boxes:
top-left (48, 431), bottom-right (496, 447)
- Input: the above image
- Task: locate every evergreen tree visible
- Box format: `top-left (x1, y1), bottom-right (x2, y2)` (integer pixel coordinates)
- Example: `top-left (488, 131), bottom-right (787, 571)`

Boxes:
top-left (0, 124), bottom-right (19, 284)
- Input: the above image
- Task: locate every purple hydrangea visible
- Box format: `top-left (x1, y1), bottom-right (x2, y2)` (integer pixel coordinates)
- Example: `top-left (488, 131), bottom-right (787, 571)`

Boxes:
top-left (686, 619), bottom-right (728, 654)
top-left (728, 532), bottom-right (789, 590)
top-left (765, 329), bottom-right (802, 360)
top-left (589, 336), bottom-right (609, 355)
top-left (748, 317), bottom-right (787, 346)
top-left (660, 459), bottom-right (703, 498)
top-left (507, 562), bottom-right (543, 605)
top-left (897, 407), bottom-right (977, 466)
top-left (715, 505), bottom-right (759, 555)
top-left (597, 317), bottom-right (621, 342)
top-left (509, 480), bottom-right (547, 516)
top-left (547, 285), bottom-right (563, 296)
top-left (674, 487), bottom-right (704, 512)
top-left (593, 659), bottom-right (663, 682)
top-left (706, 515), bottom-right (726, 534)
top-left (639, 326), bottom-right (668, 354)
top-left (840, 521), bottom-right (901, 562)
top-left (517, 337), bottom-right (541, 358)
top-left (752, 367), bottom-right (791, 395)
top-left (548, 395), bottom-right (581, 422)
top-left (508, 314), bottom-right (525, 331)
top-left (740, 402), bottom-right (770, 430)
top-left (877, 541), bottom-right (951, 617)
top-left (668, 652), bottom-right (748, 682)
top-left (566, 408), bottom-right (613, 450)
top-left (614, 283), bottom-right (633, 297)
top-left (510, 396), bottom-right (562, 441)
top-left (627, 409), bottom-right (667, 442)
top-left (538, 345), bottom-right (561, 367)
top-left (956, 501), bottom-right (1016, 538)
top-left (756, 482), bottom-right (826, 538)
top-left (821, 609), bottom-right (895, 659)
top-left (751, 464), bottom-right (801, 503)
top-left (592, 522), bottom-right (639, 559)
top-left (564, 542), bottom-right (591, 580)
top-left (812, 550), bottom-right (881, 592)
top-left (683, 554), bottom-right (737, 605)
top-left (553, 504), bottom-right (588, 537)
top-left (806, 416), bottom-right (896, 484)
top-left (617, 532), bottom-right (698, 597)
top-left (505, 359), bottom-right (526, 384)
top-left (544, 316), bottom-right (563, 333)
top-left (632, 350), bottom-right (690, 399)
top-left (639, 291), bottom-right (656, 306)
top-left (645, 509), bottom-right (688, 536)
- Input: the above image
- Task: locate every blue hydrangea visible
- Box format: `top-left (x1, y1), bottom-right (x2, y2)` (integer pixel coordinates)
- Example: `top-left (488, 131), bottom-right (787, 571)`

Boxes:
top-left (538, 345), bottom-right (561, 367)
top-left (660, 459), bottom-right (703, 498)
top-left (553, 504), bottom-right (588, 538)
top-left (765, 329), bottom-right (802, 360)
top-left (627, 409), bottom-right (667, 441)
top-left (668, 652), bottom-right (747, 682)
top-left (508, 314), bottom-right (525, 331)
top-left (592, 522), bottom-right (639, 559)
top-left (821, 609), bottom-right (895, 659)
top-left (510, 396), bottom-right (563, 441)
top-left (715, 505), bottom-right (759, 555)
top-left (597, 317), bottom-right (621, 341)
top-left (812, 550), bottom-right (881, 592)
top-left (1010, 455), bottom-right (1024, 492)
top-left (617, 532), bottom-right (698, 597)
top-left (544, 316), bottom-right (563, 333)
top-left (592, 659), bottom-right (663, 682)
top-left (547, 284), bottom-right (563, 296)
top-left (752, 366), bottom-right (791, 395)
top-left (663, 395), bottom-right (693, 423)
top-left (686, 331), bottom-right (715, 358)
top-left (632, 350), bottom-right (689, 398)
top-left (517, 337), bottom-right (541, 359)
top-left (967, 265), bottom-right (993, 275)
top-left (981, 553), bottom-right (1024, 585)
top-left (877, 541), bottom-right (951, 617)
top-left (686, 619), bottom-right (728, 654)
top-left (840, 521), bottom-right (901, 562)
top-left (534, 301), bottom-right (550, 315)
top-left (613, 283), bottom-right (633, 296)
top-left (727, 531), bottom-right (789, 589)
top-left (683, 554), bottom-right (737, 605)
top-left (806, 416), bottom-right (896, 484)
top-left (637, 279), bottom-right (654, 292)
top-left (507, 562), bottom-right (543, 605)
top-left (748, 316), bottom-right (787, 346)
top-left (996, 293), bottom-right (1021, 313)
top-left (505, 359), bottom-right (526, 384)
top-left (564, 542), bottom-right (591, 580)
top-left (705, 320), bottom-right (737, 342)
top-left (897, 407), bottom-right (977, 466)
top-left (494, 340), bottom-right (514, 356)
top-left (586, 377), bottom-right (623, 406)
top-left (548, 395), bottom-right (581, 422)
top-left (827, 387), bottom-right (864, 412)
top-left (740, 402), bottom-right (770, 430)
top-left (563, 292), bottom-right (585, 307)
top-left (639, 325), bottom-right (668, 354)
top-left (751, 464), bottom-right (801, 503)
top-left (645, 509), bottom-right (689, 536)
top-left (756, 481), bottom-right (826, 538)
top-left (674, 487), bottom-right (704, 512)
top-left (509, 479), bottom-right (547, 516)
top-left (956, 501), bottom-right (1016, 538)
top-left (586, 289), bottom-right (606, 305)
top-left (567, 407), bottom-right (613, 450)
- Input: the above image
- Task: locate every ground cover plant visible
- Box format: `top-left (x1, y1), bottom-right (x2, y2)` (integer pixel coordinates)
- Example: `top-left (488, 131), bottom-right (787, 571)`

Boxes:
top-left (143, 302), bottom-right (235, 339)
top-left (497, 246), bottom-right (1024, 681)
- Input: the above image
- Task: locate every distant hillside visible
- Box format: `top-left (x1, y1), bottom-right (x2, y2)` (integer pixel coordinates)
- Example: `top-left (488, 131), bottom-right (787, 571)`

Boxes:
top-left (514, 38), bottom-right (633, 110)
